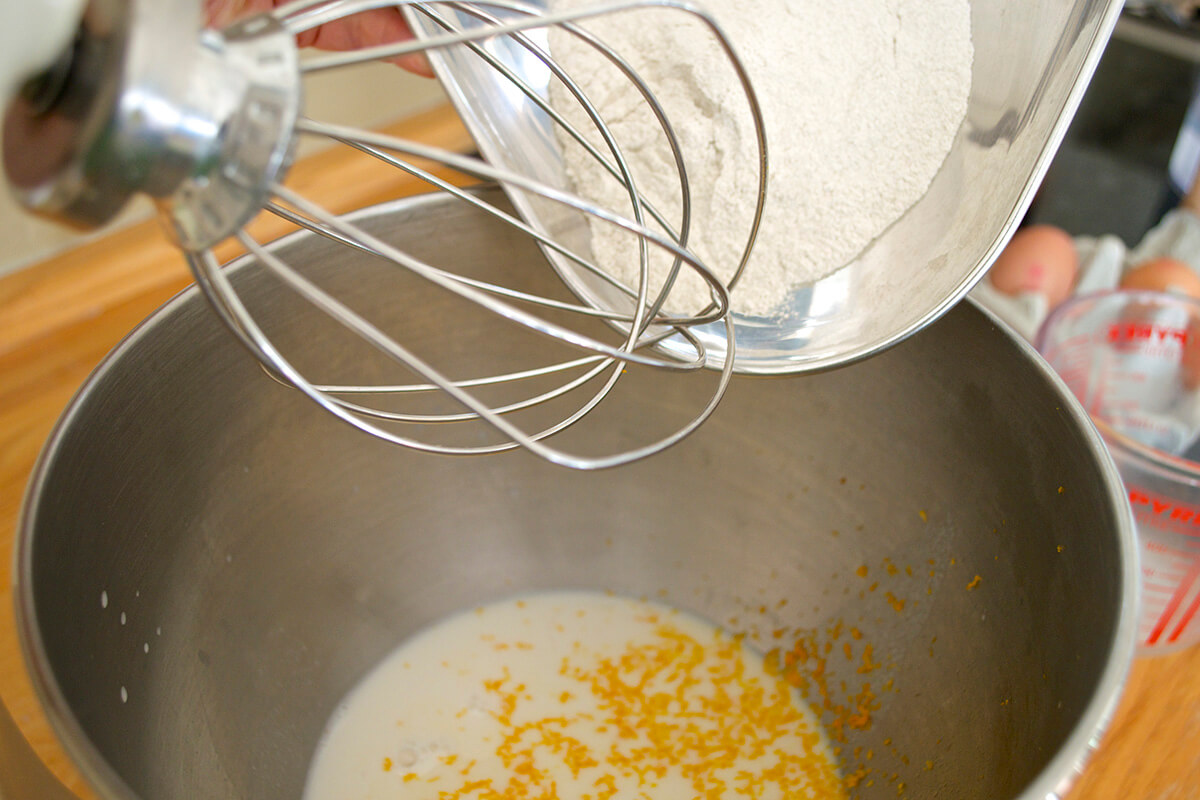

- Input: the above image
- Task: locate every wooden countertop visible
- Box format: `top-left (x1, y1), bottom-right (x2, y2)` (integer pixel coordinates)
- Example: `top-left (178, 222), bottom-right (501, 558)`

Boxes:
top-left (1, 103), bottom-right (1198, 799)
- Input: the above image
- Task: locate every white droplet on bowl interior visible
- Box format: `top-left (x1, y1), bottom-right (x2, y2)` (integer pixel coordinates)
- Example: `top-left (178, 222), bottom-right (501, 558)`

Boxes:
top-left (100, 590), bottom-right (108, 609)
top-left (143, 643), bottom-right (149, 654)
top-left (120, 612), bottom-right (126, 625)
top-left (120, 686), bottom-right (128, 704)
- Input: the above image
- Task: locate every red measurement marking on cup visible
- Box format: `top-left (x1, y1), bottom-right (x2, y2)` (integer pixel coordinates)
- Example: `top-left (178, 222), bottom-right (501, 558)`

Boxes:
top-left (1147, 557), bottom-right (1200, 645)
top-left (1169, 586), bottom-right (1200, 643)
top-left (1145, 538), bottom-right (1188, 556)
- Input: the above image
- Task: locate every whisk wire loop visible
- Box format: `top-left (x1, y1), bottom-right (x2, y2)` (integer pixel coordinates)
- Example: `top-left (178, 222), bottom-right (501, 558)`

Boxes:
top-left (271, 175), bottom-right (718, 367)
top-left (203, 228), bottom-right (737, 470)
top-left (296, 121), bottom-right (713, 328)
top-left (193, 245), bottom-right (621, 461)
top-left (266, 183), bottom-right (657, 325)
top-left (407, 0), bottom-right (701, 329)
top-left (192, 0), bottom-right (766, 467)
top-left (304, 130), bottom-right (658, 319)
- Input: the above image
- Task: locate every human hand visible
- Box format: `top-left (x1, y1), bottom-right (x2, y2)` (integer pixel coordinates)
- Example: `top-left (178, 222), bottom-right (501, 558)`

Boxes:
top-left (204, 0), bottom-right (433, 76)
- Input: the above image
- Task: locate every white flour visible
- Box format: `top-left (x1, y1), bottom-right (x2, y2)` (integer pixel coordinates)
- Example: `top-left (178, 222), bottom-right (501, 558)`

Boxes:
top-left (549, 0), bottom-right (973, 317)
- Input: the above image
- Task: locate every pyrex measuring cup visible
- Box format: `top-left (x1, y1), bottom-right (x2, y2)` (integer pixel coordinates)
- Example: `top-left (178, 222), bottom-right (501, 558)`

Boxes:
top-left (1037, 289), bottom-right (1200, 653)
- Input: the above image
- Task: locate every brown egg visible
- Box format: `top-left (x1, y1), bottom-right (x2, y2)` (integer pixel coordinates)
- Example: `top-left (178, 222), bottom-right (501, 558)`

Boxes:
top-left (1183, 317), bottom-right (1200, 391)
top-left (1120, 257), bottom-right (1200, 299)
top-left (987, 225), bottom-right (1079, 307)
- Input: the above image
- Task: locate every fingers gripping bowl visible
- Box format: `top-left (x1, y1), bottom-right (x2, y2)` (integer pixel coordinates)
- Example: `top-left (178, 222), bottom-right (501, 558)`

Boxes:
top-left (14, 191), bottom-right (1137, 799)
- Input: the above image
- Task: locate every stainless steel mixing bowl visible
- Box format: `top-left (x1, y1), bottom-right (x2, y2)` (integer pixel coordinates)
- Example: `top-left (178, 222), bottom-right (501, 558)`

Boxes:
top-left (12, 190), bottom-right (1137, 799)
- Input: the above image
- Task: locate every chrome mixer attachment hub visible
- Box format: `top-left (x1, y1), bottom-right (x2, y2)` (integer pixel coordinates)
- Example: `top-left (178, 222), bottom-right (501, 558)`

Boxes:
top-left (4, 0), bottom-right (301, 250)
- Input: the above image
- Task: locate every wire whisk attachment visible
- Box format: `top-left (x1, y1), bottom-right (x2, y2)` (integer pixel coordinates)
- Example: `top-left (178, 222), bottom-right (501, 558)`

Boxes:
top-left (3, 0), bottom-right (767, 468)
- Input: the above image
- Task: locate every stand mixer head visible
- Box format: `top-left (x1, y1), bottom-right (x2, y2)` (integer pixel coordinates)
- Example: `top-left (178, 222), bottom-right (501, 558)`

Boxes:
top-left (2, 0), bottom-right (767, 469)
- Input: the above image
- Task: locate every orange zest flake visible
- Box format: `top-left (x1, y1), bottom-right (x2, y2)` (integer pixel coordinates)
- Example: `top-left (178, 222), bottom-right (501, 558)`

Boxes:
top-left (885, 592), bottom-right (906, 613)
top-left (966, 575), bottom-right (982, 591)
top-left (382, 757), bottom-right (393, 772)
top-left (483, 670), bottom-right (509, 693)
top-left (594, 773), bottom-right (618, 800)
top-left (856, 645), bottom-right (880, 675)
top-left (844, 765), bottom-right (871, 788)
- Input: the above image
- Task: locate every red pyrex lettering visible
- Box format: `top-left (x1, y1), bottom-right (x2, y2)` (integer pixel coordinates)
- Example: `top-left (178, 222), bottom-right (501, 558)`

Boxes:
top-left (1128, 488), bottom-right (1200, 533)
top-left (1107, 322), bottom-right (1189, 345)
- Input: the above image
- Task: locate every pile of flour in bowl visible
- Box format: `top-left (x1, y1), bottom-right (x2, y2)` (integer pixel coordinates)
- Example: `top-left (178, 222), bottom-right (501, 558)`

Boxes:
top-left (549, 0), bottom-right (973, 317)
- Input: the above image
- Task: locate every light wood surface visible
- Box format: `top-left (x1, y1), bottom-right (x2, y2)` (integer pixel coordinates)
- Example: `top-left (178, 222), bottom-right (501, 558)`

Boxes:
top-left (1, 102), bottom-right (1199, 798)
